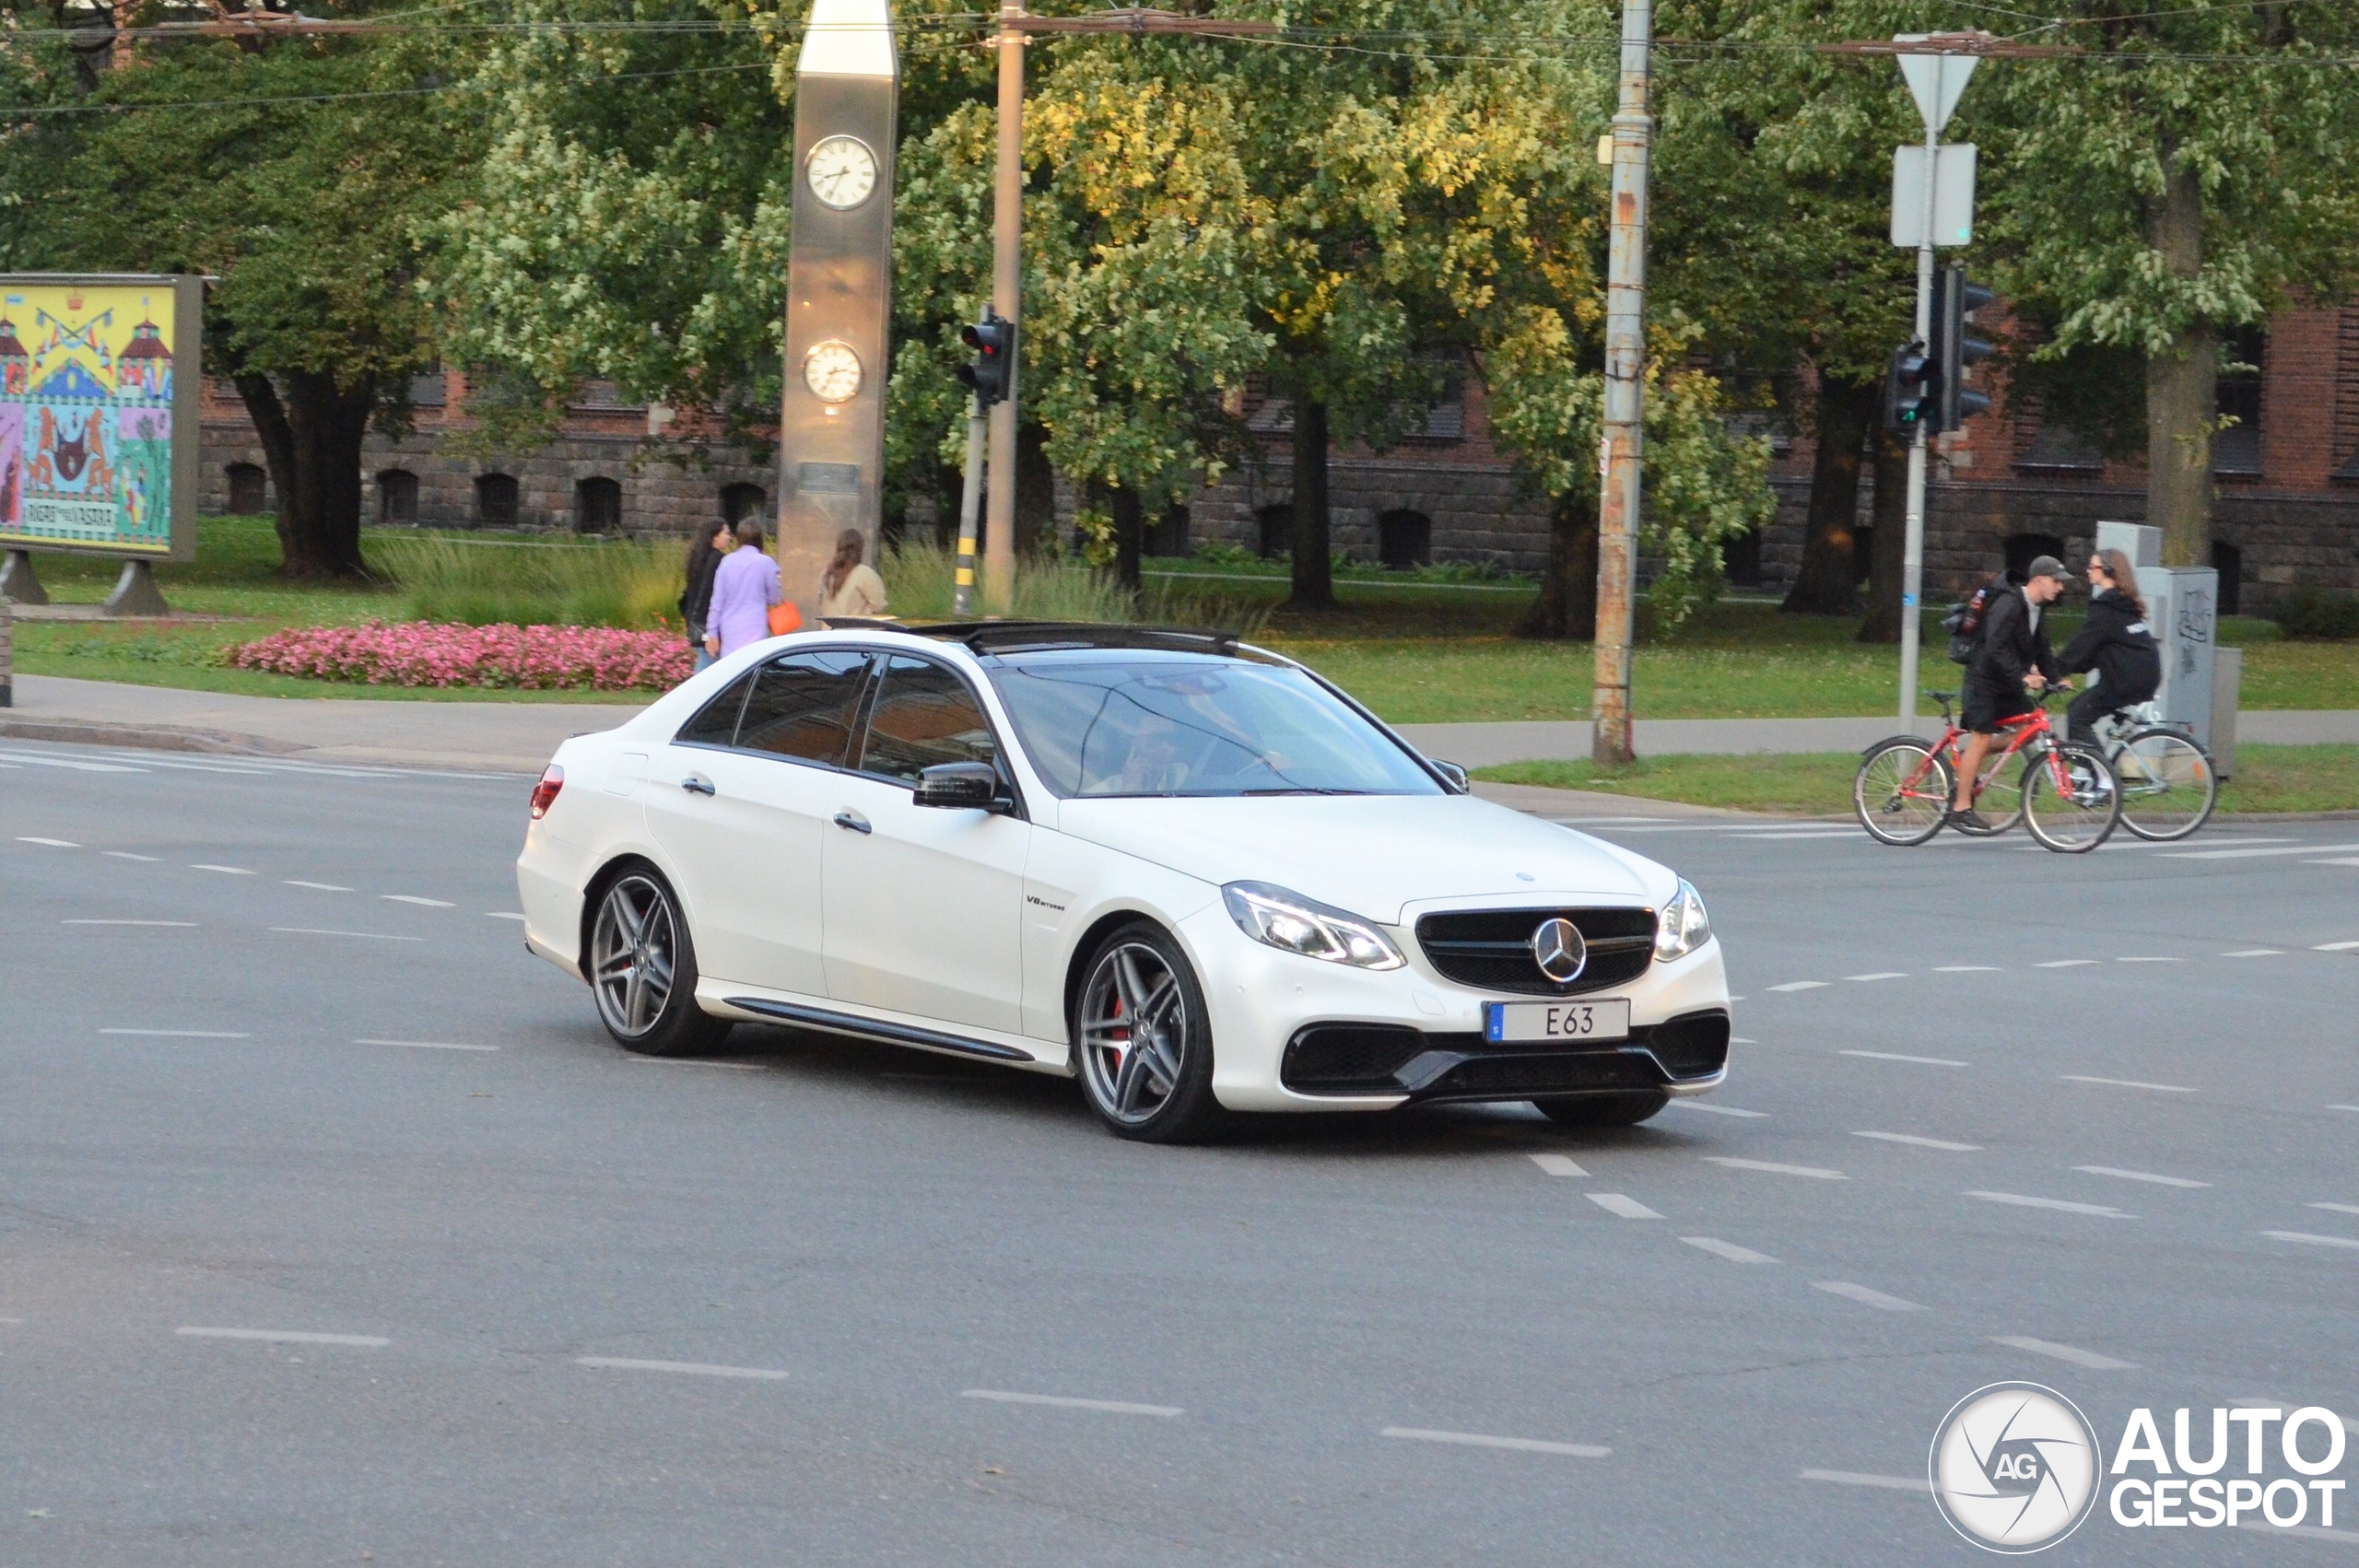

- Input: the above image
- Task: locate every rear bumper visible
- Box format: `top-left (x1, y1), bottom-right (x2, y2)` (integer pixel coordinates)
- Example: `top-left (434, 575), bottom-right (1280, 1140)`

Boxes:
top-left (1280, 1009), bottom-right (1731, 1105)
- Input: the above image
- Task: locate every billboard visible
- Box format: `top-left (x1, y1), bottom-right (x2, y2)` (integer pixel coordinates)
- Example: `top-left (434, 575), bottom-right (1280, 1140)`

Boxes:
top-left (0, 274), bottom-right (202, 563)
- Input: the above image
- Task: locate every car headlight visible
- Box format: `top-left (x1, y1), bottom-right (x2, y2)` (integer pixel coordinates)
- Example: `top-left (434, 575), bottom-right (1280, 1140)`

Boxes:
top-left (1655, 878), bottom-right (1712, 962)
top-left (1221, 881), bottom-right (1404, 970)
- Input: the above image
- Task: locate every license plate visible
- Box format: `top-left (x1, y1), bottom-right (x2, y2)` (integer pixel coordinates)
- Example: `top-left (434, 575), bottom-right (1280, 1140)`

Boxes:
top-left (1485, 999), bottom-right (1631, 1044)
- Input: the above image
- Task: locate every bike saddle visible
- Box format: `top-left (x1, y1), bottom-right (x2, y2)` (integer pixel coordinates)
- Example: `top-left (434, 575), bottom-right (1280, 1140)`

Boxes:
top-left (1927, 689), bottom-right (1957, 703)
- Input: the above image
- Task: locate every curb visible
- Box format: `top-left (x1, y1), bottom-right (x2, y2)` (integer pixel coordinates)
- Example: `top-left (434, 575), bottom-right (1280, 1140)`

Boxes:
top-left (0, 715), bottom-right (311, 758)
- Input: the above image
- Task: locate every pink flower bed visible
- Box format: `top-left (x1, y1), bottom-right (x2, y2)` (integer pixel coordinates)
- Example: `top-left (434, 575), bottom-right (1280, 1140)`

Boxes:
top-left (226, 621), bottom-right (692, 692)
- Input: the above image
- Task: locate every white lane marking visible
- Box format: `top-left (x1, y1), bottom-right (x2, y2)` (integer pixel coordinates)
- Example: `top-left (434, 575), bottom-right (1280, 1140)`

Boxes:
top-left (1586, 1193), bottom-right (1661, 1220)
top-left (1845, 972), bottom-right (1908, 982)
top-left (2307, 1202), bottom-right (2359, 1216)
top-left (357, 1038), bottom-right (499, 1052)
top-left (1842, 1049), bottom-right (1970, 1067)
top-left (100, 1028), bottom-right (249, 1038)
top-left (2265, 1231), bottom-right (2359, 1251)
top-left (2224, 949), bottom-right (2285, 957)
top-left (2330, 1106), bottom-right (2359, 1114)
top-left (63, 919), bottom-right (195, 927)
top-left (2231, 1402), bottom-right (2359, 1442)
top-left (270, 928), bottom-right (424, 942)
top-left (1706, 1157), bottom-right (1846, 1180)
top-left (1855, 1130), bottom-right (1982, 1152)
top-left (2116, 956), bottom-right (2181, 964)
top-left (1380, 1426), bottom-right (1609, 1457)
top-left (2035, 959), bottom-right (2100, 968)
top-left (176, 1327), bottom-right (388, 1347)
top-left (284, 880), bottom-right (352, 892)
top-left (383, 895), bottom-right (456, 908)
top-left (630, 1058), bottom-right (764, 1071)
top-left (1814, 1281), bottom-right (1925, 1312)
top-left (1766, 981), bottom-right (1827, 992)
top-left (1934, 965), bottom-right (2001, 973)
top-left (1731, 1036), bottom-right (1758, 1044)
top-left (2073, 1165), bottom-right (2210, 1188)
top-left (2060, 1074), bottom-right (2195, 1094)
top-left (2312, 858), bottom-right (2359, 867)
top-left (1990, 1335), bottom-right (2138, 1370)
top-left (1966, 1191), bottom-right (2131, 1218)
top-left (575, 1356), bottom-right (789, 1381)
top-left (102, 851), bottom-right (160, 861)
top-left (1682, 1236), bottom-right (1776, 1264)
top-left (0, 752), bottom-right (146, 773)
top-left (188, 864), bottom-right (255, 875)
top-left (961, 1389), bottom-right (1182, 1417)
top-left (1802, 1469), bottom-right (1928, 1492)
top-left (2165, 842), bottom-right (2359, 860)
top-left (1529, 1153), bottom-right (1588, 1177)
top-left (2317, 942), bottom-right (2359, 953)
top-left (1669, 1101), bottom-right (1767, 1117)
top-left (1738, 831), bottom-right (1860, 841)
top-left (15, 836), bottom-right (79, 847)
top-left (487, 911), bottom-right (527, 921)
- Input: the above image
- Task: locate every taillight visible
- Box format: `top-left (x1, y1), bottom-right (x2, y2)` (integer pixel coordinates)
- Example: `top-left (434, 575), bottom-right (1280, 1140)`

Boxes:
top-left (530, 764), bottom-right (565, 820)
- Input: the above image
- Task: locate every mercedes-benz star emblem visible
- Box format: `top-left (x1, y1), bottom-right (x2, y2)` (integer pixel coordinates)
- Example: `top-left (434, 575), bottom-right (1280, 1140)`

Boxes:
top-left (1531, 917), bottom-right (1587, 983)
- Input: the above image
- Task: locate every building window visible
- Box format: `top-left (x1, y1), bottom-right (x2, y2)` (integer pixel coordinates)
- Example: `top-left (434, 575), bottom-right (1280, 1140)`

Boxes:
top-left (1377, 509), bottom-right (1432, 568)
top-left (2211, 539), bottom-right (2244, 617)
top-left (2003, 532), bottom-right (2066, 585)
top-left (575, 476), bottom-right (622, 533)
top-left (1255, 502), bottom-right (1292, 559)
top-left (377, 469), bottom-right (418, 526)
top-left (1724, 527), bottom-right (1765, 588)
top-left (721, 483), bottom-right (768, 525)
top-left (226, 462), bottom-right (267, 514)
top-left (1147, 505), bottom-right (1190, 558)
top-left (2213, 325), bottom-right (2264, 475)
top-left (475, 473), bottom-right (520, 527)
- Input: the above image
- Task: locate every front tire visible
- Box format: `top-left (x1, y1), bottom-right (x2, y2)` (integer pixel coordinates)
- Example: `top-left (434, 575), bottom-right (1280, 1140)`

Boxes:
top-left (1533, 1091), bottom-right (1670, 1127)
top-left (2022, 742), bottom-right (2122, 853)
top-left (1073, 922), bottom-right (1224, 1143)
top-left (587, 869), bottom-right (731, 1057)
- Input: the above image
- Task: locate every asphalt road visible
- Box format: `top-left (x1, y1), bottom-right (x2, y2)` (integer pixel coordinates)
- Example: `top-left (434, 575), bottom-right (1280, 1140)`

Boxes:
top-left (4, 737), bottom-right (2356, 1565)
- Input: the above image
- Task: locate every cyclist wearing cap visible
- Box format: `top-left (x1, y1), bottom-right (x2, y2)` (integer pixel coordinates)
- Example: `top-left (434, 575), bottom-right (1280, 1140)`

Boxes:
top-left (1949, 555), bottom-right (2071, 827)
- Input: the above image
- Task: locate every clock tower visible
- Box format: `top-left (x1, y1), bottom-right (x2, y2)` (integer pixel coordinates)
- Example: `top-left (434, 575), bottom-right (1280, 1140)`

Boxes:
top-left (776, 0), bottom-right (897, 617)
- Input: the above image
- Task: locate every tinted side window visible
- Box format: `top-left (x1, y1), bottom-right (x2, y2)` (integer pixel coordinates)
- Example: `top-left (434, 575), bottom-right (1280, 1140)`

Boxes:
top-left (736, 650), bottom-right (873, 766)
top-left (676, 672), bottom-right (754, 747)
top-left (858, 656), bottom-right (997, 784)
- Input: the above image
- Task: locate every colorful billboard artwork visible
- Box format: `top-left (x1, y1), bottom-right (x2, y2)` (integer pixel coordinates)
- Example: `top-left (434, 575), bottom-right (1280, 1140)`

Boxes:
top-left (0, 276), bottom-right (197, 559)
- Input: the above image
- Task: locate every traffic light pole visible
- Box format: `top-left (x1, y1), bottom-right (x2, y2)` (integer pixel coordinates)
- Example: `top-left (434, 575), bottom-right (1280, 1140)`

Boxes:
top-left (981, 0), bottom-right (1027, 615)
top-left (1591, 0), bottom-right (1652, 767)
top-left (953, 394), bottom-right (988, 614)
top-left (1896, 114), bottom-right (1938, 728)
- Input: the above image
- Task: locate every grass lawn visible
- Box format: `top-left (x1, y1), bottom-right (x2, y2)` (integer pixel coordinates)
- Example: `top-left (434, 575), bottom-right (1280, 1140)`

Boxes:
top-left (1474, 744), bottom-right (2359, 817)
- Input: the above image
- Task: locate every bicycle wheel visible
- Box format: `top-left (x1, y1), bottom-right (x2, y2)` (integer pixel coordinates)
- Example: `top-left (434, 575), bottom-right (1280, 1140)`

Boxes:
top-left (2022, 742), bottom-right (2121, 853)
top-left (1854, 739), bottom-right (1952, 846)
top-left (2113, 729), bottom-right (2218, 841)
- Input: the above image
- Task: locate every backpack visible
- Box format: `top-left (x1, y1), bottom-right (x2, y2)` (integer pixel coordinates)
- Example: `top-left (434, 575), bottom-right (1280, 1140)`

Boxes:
top-left (1941, 578), bottom-right (2002, 665)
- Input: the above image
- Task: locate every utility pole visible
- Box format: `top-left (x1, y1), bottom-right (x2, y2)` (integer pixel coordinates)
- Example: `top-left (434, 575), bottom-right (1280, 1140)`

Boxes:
top-left (953, 395), bottom-right (988, 614)
top-left (1591, 0), bottom-right (1652, 767)
top-left (1897, 100), bottom-right (1940, 727)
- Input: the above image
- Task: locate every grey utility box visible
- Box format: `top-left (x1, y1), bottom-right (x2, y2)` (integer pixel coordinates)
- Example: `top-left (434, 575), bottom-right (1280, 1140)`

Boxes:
top-left (2092, 521), bottom-right (2219, 752)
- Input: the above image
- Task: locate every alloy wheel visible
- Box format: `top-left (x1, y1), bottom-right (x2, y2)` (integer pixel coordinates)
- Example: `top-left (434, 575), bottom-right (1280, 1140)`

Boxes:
top-left (591, 874), bottom-right (680, 1039)
top-left (1077, 941), bottom-right (1191, 1127)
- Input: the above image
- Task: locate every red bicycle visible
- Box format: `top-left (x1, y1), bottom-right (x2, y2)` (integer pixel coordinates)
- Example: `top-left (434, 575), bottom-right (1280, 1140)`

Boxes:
top-left (1854, 685), bottom-right (2122, 852)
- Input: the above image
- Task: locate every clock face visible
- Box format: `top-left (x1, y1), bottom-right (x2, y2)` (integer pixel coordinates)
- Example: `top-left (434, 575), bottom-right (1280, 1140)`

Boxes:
top-left (803, 340), bottom-right (864, 404)
top-left (805, 135), bottom-right (878, 211)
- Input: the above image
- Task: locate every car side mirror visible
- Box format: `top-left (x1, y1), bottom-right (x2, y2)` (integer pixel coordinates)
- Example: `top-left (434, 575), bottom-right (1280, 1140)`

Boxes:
top-left (1430, 758), bottom-right (1471, 793)
top-left (914, 760), bottom-right (1008, 813)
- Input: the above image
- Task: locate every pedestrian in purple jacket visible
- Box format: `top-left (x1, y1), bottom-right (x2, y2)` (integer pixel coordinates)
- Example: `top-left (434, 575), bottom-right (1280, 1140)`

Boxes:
top-left (703, 521), bottom-right (781, 660)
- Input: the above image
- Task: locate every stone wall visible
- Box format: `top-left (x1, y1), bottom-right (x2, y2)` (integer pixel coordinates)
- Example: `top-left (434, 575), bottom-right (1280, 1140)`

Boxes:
top-left (1186, 452), bottom-right (1555, 571)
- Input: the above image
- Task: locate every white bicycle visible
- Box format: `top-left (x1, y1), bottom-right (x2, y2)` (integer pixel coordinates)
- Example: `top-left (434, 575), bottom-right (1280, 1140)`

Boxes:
top-left (2083, 701), bottom-right (2219, 841)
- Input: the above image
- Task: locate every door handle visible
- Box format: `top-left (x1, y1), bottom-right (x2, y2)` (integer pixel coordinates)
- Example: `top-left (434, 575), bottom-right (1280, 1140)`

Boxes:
top-left (679, 776), bottom-right (716, 796)
top-left (832, 811), bottom-right (872, 835)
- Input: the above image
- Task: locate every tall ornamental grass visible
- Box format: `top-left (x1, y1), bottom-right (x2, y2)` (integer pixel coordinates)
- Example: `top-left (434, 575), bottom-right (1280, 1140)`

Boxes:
top-left (878, 539), bottom-right (1268, 635)
top-left (370, 534), bottom-right (686, 630)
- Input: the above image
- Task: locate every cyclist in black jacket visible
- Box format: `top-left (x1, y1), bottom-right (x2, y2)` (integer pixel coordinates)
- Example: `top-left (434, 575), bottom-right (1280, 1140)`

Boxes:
top-left (2058, 548), bottom-right (2162, 740)
top-left (1950, 556), bottom-right (2070, 826)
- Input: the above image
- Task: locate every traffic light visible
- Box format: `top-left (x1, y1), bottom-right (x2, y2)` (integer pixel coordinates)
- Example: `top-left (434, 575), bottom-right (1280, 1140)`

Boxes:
top-left (957, 309), bottom-right (1015, 406)
top-left (1933, 266), bottom-right (1994, 432)
top-left (1884, 338), bottom-right (1933, 434)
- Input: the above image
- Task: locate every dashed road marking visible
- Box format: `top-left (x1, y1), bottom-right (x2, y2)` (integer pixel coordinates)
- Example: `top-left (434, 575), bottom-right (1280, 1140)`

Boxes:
top-left (2317, 942), bottom-right (2359, 953)
top-left (630, 1058), bottom-right (764, 1071)
top-left (100, 1028), bottom-right (250, 1038)
top-left (1682, 1236), bottom-right (1775, 1264)
top-left (1380, 1426), bottom-right (1609, 1457)
top-left (2307, 1202), bottom-right (2359, 1216)
top-left (63, 919), bottom-right (194, 927)
top-left (101, 851), bottom-right (159, 861)
top-left (576, 1356), bottom-right (789, 1381)
top-left (2313, 859), bottom-right (2359, 869)
top-left (358, 1038), bottom-right (499, 1052)
top-left (2264, 1231), bottom-right (2359, 1251)
top-left (383, 895), bottom-right (456, 908)
top-left (1586, 1193), bottom-right (1661, 1220)
top-left (2332, 1106), bottom-right (2359, 1115)
top-left (1528, 1153), bottom-right (1588, 1177)
top-left (176, 1327), bottom-right (388, 1347)
top-left (270, 928), bottom-right (423, 942)
top-left (1706, 1157), bottom-right (1846, 1180)
top-left (15, 837), bottom-right (78, 848)
top-left (2073, 1165), bottom-right (2209, 1188)
top-left (2224, 949), bottom-right (2286, 957)
top-left (1855, 1130), bottom-right (1981, 1152)
top-left (1990, 1335), bottom-right (2137, 1370)
top-left (1842, 1049), bottom-right (1969, 1067)
top-left (1766, 981), bottom-right (1827, 992)
top-left (1966, 1191), bottom-right (2131, 1218)
top-left (2061, 1074), bottom-right (2195, 1094)
top-left (2164, 843), bottom-right (2359, 860)
top-left (2035, 959), bottom-right (2100, 968)
top-left (487, 911), bottom-right (527, 921)
top-left (1934, 965), bottom-right (2001, 973)
top-left (2116, 956), bottom-right (2181, 964)
top-left (1813, 1281), bottom-right (1925, 1312)
top-left (1669, 1101), bottom-right (1767, 1117)
top-left (188, 864), bottom-right (255, 875)
top-left (961, 1389), bottom-right (1182, 1417)
top-left (284, 880), bottom-right (352, 892)
top-left (1845, 972), bottom-right (1908, 982)
top-left (1801, 1469), bottom-right (1927, 1492)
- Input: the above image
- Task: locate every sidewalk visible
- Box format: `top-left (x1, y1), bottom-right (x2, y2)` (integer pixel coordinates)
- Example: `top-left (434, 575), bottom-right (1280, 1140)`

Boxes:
top-left (6, 673), bottom-right (2356, 774)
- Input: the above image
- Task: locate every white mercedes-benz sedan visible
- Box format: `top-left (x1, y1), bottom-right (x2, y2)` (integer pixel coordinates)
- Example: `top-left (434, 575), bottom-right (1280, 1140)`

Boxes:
top-left (516, 623), bottom-right (1730, 1141)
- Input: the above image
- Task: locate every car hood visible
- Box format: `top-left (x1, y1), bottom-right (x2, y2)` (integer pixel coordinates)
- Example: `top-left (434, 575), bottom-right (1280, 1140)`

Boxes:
top-left (1049, 794), bottom-right (1672, 925)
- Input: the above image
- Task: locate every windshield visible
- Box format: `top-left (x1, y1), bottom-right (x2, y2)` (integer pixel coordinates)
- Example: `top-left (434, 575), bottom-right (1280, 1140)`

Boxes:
top-left (988, 654), bottom-right (1444, 799)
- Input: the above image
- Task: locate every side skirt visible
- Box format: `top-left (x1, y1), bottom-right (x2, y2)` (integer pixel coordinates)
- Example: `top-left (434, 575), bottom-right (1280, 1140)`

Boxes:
top-left (720, 995), bottom-right (1040, 1065)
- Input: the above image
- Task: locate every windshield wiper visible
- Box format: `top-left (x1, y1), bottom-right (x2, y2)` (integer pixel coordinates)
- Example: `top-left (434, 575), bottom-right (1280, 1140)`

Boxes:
top-left (1238, 787), bottom-right (1369, 796)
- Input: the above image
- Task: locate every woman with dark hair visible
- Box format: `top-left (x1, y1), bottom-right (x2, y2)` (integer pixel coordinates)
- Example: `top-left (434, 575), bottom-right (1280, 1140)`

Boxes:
top-left (678, 518), bottom-right (734, 672)
top-left (2060, 547), bottom-right (2162, 740)
top-left (816, 526), bottom-right (888, 619)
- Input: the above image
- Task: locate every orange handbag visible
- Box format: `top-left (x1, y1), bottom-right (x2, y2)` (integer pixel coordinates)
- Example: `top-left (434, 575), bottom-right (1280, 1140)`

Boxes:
top-left (768, 602), bottom-right (803, 637)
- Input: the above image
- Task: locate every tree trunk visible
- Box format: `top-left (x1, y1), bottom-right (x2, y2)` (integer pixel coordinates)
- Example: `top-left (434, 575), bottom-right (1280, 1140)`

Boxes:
top-left (1783, 374), bottom-right (1876, 614)
top-left (237, 370), bottom-right (375, 581)
top-left (1856, 422), bottom-right (1910, 643)
top-left (1518, 490), bottom-right (1599, 640)
top-left (2146, 159), bottom-right (2213, 567)
top-left (1016, 420), bottom-right (1057, 557)
top-left (1108, 486), bottom-right (1143, 591)
top-left (1285, 397), bottom-right (1334, 610)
